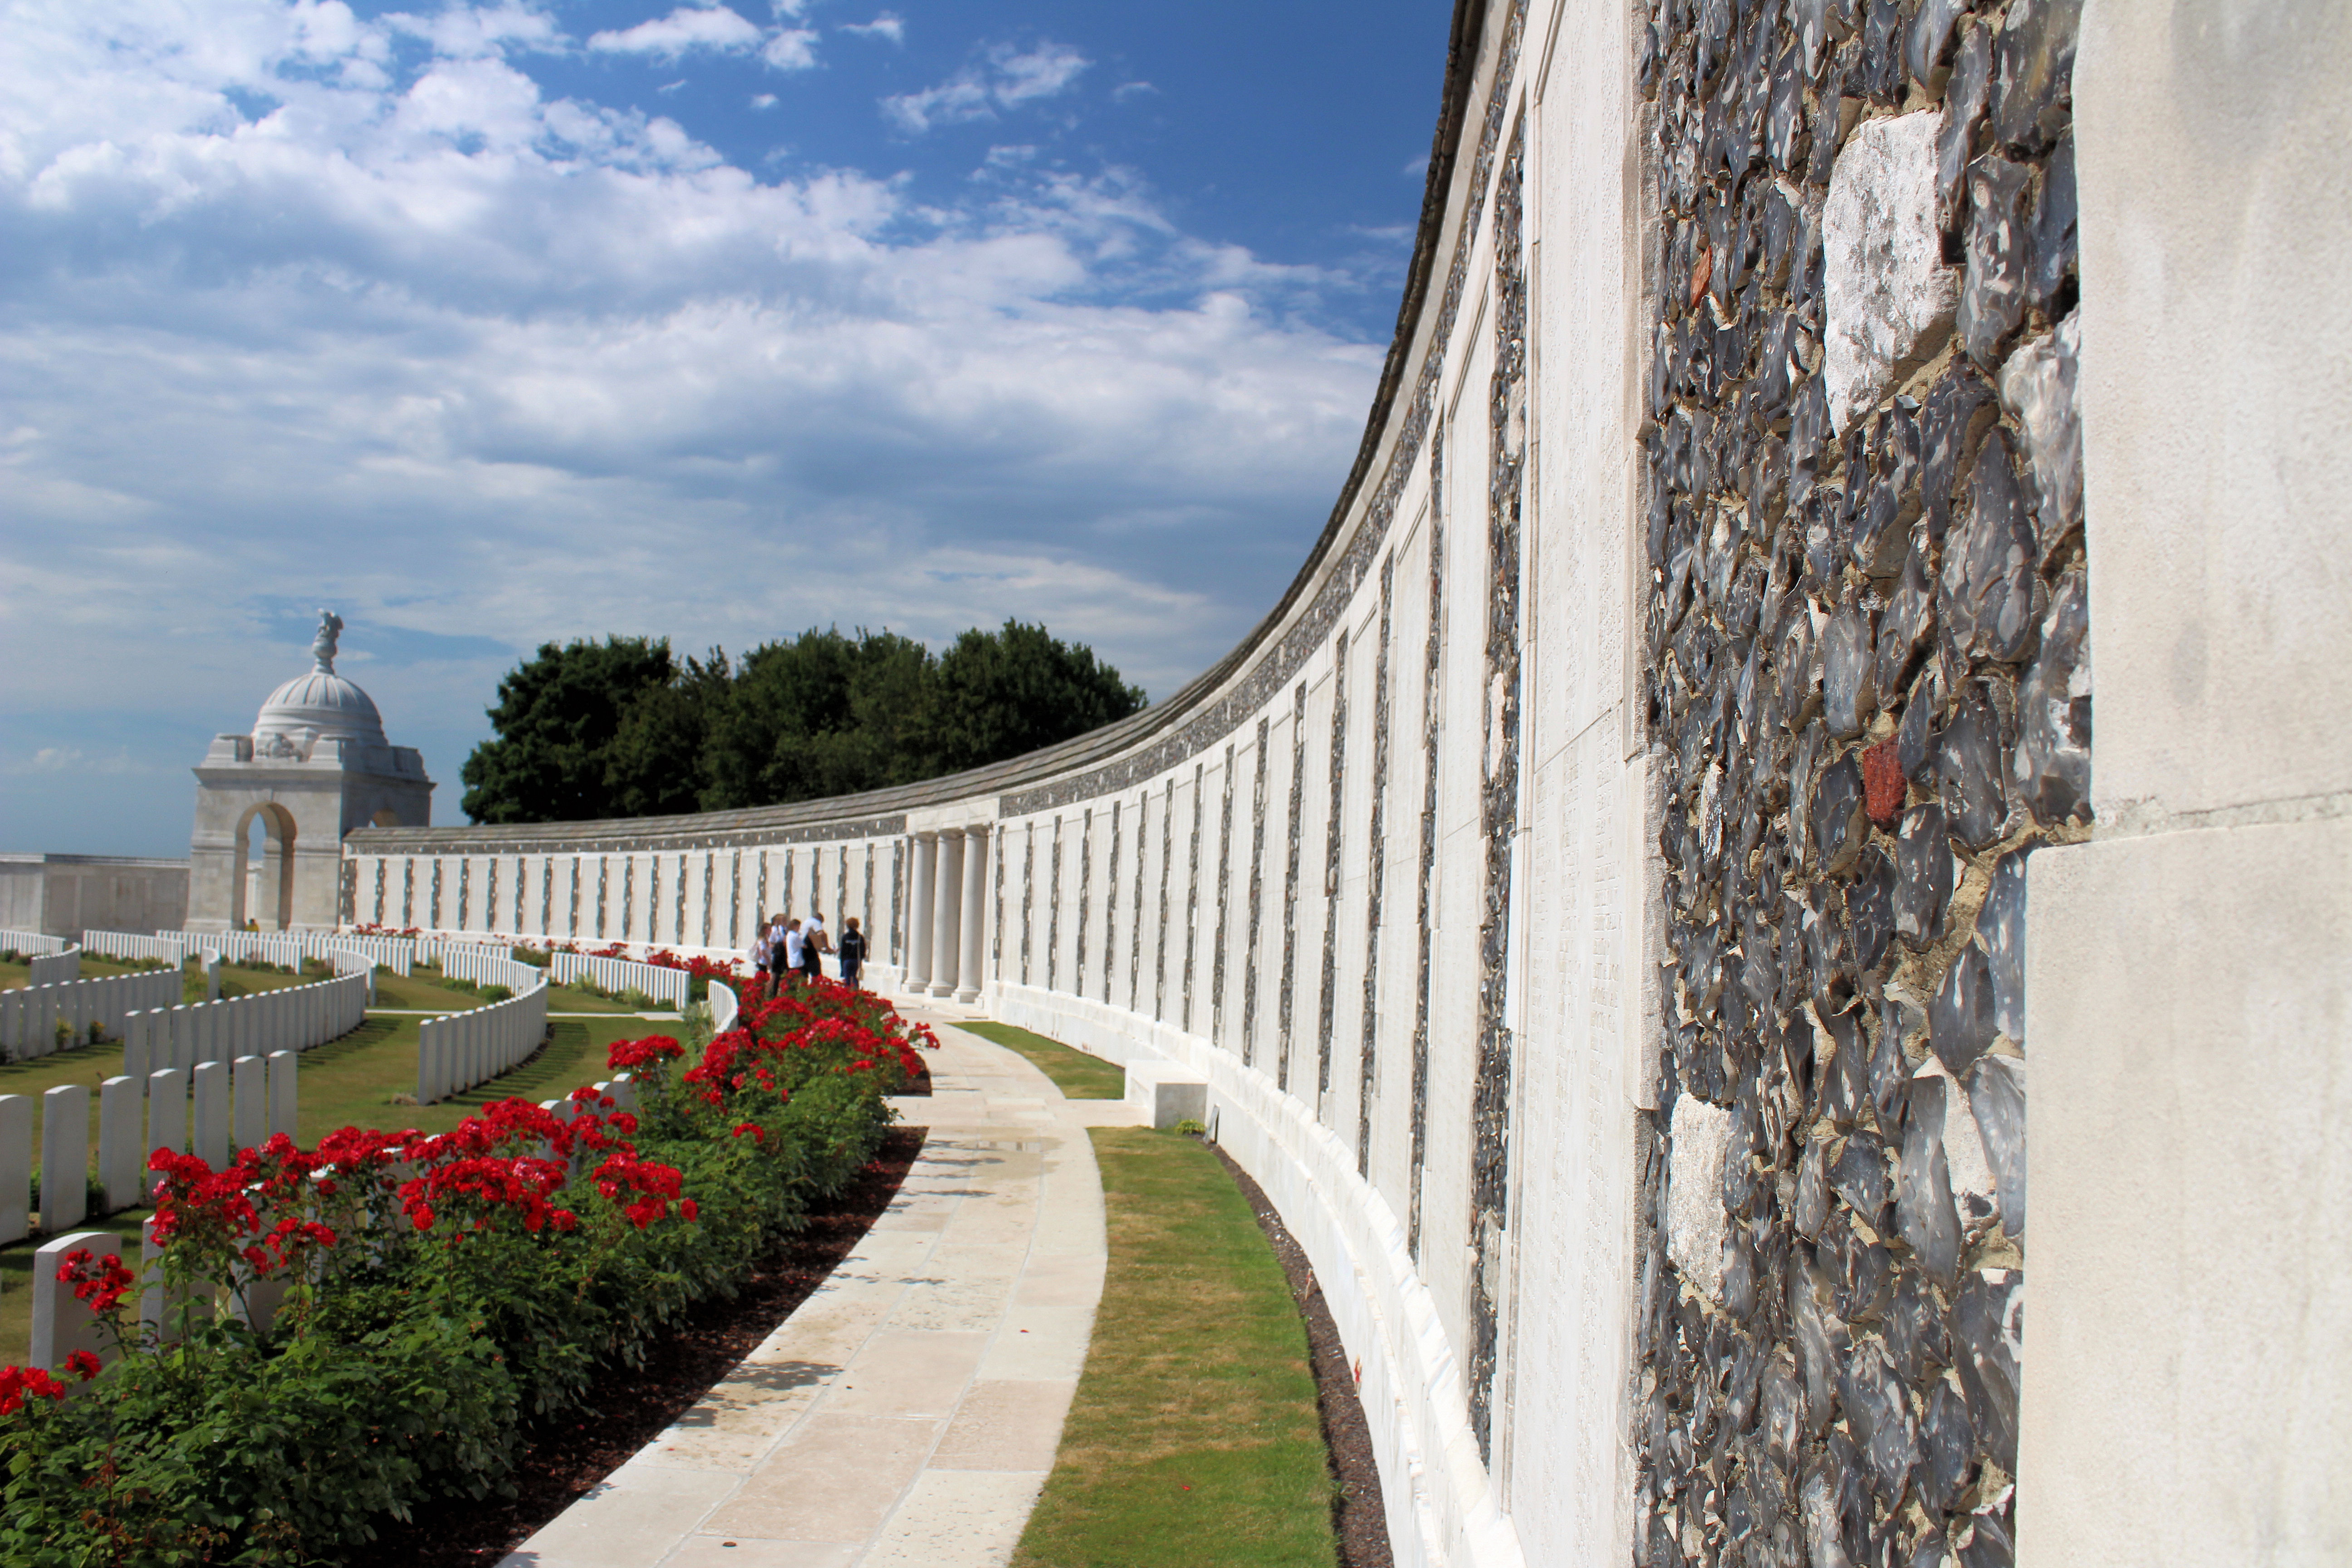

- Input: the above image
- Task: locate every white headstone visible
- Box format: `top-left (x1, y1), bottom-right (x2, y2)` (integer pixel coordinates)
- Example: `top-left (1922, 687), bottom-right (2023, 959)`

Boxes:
top-left (30, 1229), bottom-right (121, 1373)
top-left (267, 1051), bottom-right (297, 1141)
top-left (0, 1095), bottom-right (30, 1245)
top-left (97, 1076), bottom-right (143, 1213)
top-left (41, 1083), bottom-right (90, 1232)
top-left (191, 1061), bottom-right (229, 1168)
top-left (231, 1056), bottom-right (265, 1154)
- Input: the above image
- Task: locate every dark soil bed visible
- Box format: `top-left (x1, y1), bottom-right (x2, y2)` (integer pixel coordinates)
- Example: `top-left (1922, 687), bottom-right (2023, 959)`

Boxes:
top-left (342, 1124), bottom-right (927, 1567)
top-left (1211, 1142), bottom-right (1396, 1568)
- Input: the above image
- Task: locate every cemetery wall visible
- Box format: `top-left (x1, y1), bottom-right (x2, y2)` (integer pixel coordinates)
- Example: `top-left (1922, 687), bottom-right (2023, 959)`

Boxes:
top-left (343, 2), bottom-right (2352, 1564)
top-left (0, 855), bottom-right (188, 941)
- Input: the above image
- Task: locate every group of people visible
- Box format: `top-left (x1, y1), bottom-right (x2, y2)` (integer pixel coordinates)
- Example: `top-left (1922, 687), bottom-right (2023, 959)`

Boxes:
top-left (751, 909), bottom-right (867, 995)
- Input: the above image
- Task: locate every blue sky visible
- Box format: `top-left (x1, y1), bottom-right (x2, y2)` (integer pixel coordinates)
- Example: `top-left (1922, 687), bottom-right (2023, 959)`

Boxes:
top-left (0, 0), bottom-right (1449, 858)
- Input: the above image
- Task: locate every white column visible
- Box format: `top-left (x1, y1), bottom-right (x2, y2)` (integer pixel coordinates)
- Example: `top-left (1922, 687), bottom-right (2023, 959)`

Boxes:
top-left (955, 825), bottom-right (990, 1004)
top-left (930, 828), bottom-right (965, 999)
top-left (906, 833), bottom-right (938, 995)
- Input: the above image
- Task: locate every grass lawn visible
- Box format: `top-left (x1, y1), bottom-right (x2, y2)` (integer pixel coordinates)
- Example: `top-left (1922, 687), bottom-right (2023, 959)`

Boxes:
top-left (959, 1022), bottom-right (1128, 1100)
top-left (1012, 1127), bottom-right (1337, 1568)
top-left (1, 955), bottom-right (188, 991)
top-left (0, 1014), bottom-right (664, 1369)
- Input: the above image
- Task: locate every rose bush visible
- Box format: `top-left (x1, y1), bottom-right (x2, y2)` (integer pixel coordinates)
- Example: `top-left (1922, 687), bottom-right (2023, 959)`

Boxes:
top-left (0, 980), bottom-right (933, 1563)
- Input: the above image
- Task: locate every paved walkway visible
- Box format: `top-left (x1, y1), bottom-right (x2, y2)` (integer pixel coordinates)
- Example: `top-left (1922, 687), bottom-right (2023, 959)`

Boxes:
top-left (500, 1011), bottom-right (1142, 1568)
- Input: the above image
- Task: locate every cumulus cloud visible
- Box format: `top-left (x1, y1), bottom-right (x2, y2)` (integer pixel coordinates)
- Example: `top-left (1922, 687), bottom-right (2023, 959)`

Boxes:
top-left (761, 28), bottom-right (819, 69)
top-left (0, 0), bottom-right (1381, 852)
top-left (883, 39), bottom-right (1090, 134)
top-left (588, 4), bottom-right (762, 60)
top-left (839, 13), bottom-right (903, 43)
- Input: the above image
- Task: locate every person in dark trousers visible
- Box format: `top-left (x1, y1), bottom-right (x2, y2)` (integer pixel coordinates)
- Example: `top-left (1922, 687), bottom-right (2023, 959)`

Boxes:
top-left (764, 912), bottom-right (792, 998)
top-left (836, 916), bottom-right (867, 990)
top-left (801, 911), bottom-right (828, 985)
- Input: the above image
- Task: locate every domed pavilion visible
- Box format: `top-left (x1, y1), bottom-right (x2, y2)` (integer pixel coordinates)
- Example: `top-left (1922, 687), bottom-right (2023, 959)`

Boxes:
top-left (186, 610), bottom-right (434, 931)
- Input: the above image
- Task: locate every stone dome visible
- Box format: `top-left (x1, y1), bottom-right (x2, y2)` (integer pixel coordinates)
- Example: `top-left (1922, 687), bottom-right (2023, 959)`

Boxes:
top-left (253, 669), bottom-right (388, 750)
top-left (248, 608), bottom-right (388, 755)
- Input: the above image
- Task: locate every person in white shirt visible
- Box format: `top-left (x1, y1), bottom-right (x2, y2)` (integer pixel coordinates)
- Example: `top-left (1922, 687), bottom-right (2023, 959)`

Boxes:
top-left (802, 911), bottom-right (829, 983)
top-left (781, 918), bottom-right (806, 988)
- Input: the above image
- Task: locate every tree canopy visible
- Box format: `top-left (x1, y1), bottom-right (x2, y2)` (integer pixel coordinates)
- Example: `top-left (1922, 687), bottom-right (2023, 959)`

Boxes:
top-left (459, 622), bottom-right (1147, 824)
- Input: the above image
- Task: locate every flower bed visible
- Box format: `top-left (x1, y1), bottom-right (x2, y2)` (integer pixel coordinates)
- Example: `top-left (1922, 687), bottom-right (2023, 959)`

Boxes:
top-left (0, 977), bottom-right (934, 1563)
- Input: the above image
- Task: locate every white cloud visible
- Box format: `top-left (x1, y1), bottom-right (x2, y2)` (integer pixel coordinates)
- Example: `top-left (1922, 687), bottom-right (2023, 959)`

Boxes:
top-left (839, 14), bottom-right (903, 44)
top-left (883, 40), bottom-right (1090, 134)
top-left (751, 92), bottom-right (778, 109)
top-left (588, 5), bottom-right (762, 61)
top-left (760, 27), bottom-right (819, 69)
top-left (0, 0), bottom-right (1382, 851)
top-left (7, 747), bottom-right (156, 777)
top-left (1111, 80), bottom-right (1157, 102)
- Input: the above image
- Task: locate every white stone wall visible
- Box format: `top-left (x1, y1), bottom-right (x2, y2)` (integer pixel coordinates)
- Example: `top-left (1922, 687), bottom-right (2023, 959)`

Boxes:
top-left (336, 2), bottom-right (2348, 1563)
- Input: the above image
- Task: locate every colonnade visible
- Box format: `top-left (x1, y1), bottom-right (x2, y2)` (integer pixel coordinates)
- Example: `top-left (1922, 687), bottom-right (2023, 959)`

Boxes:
top-left (900, 824), bottom-right (990, 1005)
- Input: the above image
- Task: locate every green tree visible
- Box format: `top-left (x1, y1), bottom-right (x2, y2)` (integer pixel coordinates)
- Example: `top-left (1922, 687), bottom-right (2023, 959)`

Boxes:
top-left (701, 629), bottom-right (936, 809)
top-left (462, 621), bottom-right (1149, 823)
top-left (460, 637), bottom-right (677, 823)
top-left (605, 649), bottom-right (730, 818)
top-left (929, 620), bottom-right (1147, 774)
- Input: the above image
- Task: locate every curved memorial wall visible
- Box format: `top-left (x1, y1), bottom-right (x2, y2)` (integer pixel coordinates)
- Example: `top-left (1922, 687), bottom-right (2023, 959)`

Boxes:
top-left (347, 4), bottom-right (2352, 1566)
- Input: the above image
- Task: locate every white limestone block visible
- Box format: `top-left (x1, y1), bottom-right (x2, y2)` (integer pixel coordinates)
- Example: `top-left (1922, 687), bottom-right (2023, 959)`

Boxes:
top-left (1123, 1056), bottom-right (1207, 1131)
top-left (1666, 1093), bottom-right (1737, 1303)
top-left (1823, 110), bottom-right (1958, 433)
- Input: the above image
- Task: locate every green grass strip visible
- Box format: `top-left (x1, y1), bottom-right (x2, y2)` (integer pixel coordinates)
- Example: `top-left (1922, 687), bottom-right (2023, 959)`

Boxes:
top-left (958, 1021), bottom-right (1129, 1100)
top-left (1013, 1127), bottom-right (1338, 1568)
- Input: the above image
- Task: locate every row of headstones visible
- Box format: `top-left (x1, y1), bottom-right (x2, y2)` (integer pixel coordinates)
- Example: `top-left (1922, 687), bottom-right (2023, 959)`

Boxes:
top-left (0, 929), bottom-right (79, 991)
top-left (114, 969), bottom-right (372, 1081)
top-left (435, 946), bottom-right (544, 992)
top-left (549, 949), bottom-right (692, 1007)
top-left (416, 980), bottom-right (551, 1103)
top-left (0, 966), bottom-right (182, 1058)
top-left (0, 929), bottom-right (74, 958)
top-left (78, 931), bottom-right (190, 967)
top-left (173, 928), bottom-right (420, 978)
top-left (0, 1051), bottom-right (300, 1245)
top-left (28, 1069), bottom-right (642, 1371)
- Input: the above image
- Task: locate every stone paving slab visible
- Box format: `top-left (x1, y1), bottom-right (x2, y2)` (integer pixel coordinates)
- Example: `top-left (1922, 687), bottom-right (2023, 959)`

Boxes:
top-left (498, 1008), bottom-right (1145, 1568)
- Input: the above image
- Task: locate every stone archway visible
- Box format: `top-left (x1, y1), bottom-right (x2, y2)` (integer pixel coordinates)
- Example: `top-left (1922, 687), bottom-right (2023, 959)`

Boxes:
top-left (230, 801), bottom-right (298, 931)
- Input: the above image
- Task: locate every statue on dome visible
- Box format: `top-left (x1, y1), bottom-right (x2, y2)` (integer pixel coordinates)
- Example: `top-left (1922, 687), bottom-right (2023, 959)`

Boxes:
top-left (313, 609), bottom-right (344, 673)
